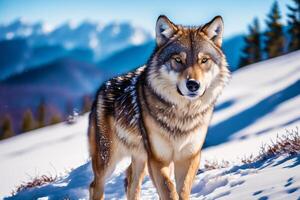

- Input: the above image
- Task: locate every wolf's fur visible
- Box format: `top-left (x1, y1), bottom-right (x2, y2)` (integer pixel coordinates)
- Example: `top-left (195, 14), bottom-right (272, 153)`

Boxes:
top-left (88, 15), bottom-right (230, 200)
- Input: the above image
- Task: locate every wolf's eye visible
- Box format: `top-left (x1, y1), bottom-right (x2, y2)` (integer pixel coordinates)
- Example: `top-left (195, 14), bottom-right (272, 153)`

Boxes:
top-left (201, 58), bottom-right (208, 64)
top-left (174, 57), bottom-right (182, 64)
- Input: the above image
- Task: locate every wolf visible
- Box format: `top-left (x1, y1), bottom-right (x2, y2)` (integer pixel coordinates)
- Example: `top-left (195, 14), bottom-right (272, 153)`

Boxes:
top-left (88, 15), bottom-right (230, 200)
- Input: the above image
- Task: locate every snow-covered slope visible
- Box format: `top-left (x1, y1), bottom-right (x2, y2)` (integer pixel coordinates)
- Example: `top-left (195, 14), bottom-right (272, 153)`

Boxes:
top-left (205, 50), bottom-right (300, 159)
top-left (0, 50), bottom-right (300, 199)
top-left (0, 116), bottom-right (90, 198)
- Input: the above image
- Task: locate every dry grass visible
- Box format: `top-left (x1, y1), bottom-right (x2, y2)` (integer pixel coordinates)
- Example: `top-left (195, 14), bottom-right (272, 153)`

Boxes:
top-left (12, 174), bottom-right (57, 195)
top-left (242, 127), bottom-right (300, 164)
top-left (204, 159), bottom-right (231, 170)
top-left (203, 127), bottom-right (300, 171)
top-left (11, 166), bottom-right (74, 196)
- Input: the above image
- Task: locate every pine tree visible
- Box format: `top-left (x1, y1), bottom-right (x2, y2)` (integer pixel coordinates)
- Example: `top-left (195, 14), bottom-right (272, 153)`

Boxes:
top-left (0, 115), bottom-right (14, 140)
top-left (37, 99), bottom-right (46, 128)
top-left (287, 0), bottom-right (300, 52)
top-left (239, 18), bottom-right (262, 68)
top-left (21, 109), bottom-right (35, 133)
top-left (82, 95), bottom-right (92, 114)
top-left (50, 114), bottom-right (61, 125)
top-left (264, 1), bottom-right (285, 58)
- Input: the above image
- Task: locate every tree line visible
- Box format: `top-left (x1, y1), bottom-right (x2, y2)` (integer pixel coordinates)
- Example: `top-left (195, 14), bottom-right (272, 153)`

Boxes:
top-left (0, 95), bottom-right (92, 140)
top-left (239, 0), bottom-right (300, 68)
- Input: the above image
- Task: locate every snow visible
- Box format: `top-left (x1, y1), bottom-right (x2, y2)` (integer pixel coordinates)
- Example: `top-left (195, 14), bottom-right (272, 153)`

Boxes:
top-left (131, 28), bottom-right (148, 45)
top-left (1, 50), bottom-right (300, 199)
top-left (192, 155), bottom-right (300, 200)
top-left (0, 20), bottom-right (152, 63)
top-left (41, 24), bottom-right (54, 34)
top-left (88, 32), bottom-right (100, 49)
top-left (111, 23), bottom-right (121, 36)
top-left (0, 116), bottom-right (89, 197)
top-left (5, 32), bottom-right (14, 40)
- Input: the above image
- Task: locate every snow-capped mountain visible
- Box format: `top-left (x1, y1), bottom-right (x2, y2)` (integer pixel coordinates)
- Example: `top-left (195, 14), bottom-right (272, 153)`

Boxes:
top-left (0, 18), bottom-right (44, 40)
top-left (0, 18), bottom-right (248, 83)
top-left (0, 50), bottom-right (299, 199)
top-left (0, 19), bottom-right (152, 80)
top-left (0, 19), bottom-right (152, 58)
top-left (98, 22), bottom-right (150, 57)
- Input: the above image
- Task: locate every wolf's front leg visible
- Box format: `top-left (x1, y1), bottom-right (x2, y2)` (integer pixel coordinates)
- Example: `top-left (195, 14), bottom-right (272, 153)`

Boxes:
top-left (125, 157), bottom-right (147, 200)
top-left (174, 153), bottom-right (200, 200)
top-left (148, 158), bottom-right (178, 200)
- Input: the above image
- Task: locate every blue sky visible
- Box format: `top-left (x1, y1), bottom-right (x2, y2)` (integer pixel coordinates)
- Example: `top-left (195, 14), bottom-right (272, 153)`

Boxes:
top-left (0, 0), bottom-right (291, 37)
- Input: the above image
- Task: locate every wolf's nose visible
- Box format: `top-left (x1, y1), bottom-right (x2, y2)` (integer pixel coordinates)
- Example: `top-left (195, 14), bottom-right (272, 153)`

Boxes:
top-left (186, 79), bottom-right (200, 92)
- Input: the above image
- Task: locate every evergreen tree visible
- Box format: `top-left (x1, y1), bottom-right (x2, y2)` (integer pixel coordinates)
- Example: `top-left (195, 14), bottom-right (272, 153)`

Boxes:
top-left (22, 109), bottom-right (35, 133)
top-left (37, 99), bottom-right (46, 128)
top-left (82, 95), bottom-right (92, 114)
top-left (239, 18), bottom-right (262, 68)
top-left (50, 114), bottom-right (62, 125)
top-left (0, 115), bottom-right (14, 140)
top-left (264, 1), bottom-right (285, 58)
top-left (287, 0), bottom-right (300, 52)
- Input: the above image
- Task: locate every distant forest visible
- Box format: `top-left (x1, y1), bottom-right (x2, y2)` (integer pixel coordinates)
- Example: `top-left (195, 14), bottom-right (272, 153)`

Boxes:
top-left (239, 0), bottom-right (300, 67)
top-left (0, 95), bottom-right (92, 140)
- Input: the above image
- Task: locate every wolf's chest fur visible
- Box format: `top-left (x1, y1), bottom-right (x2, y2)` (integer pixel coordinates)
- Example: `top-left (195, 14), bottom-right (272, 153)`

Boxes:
top-left (100, 65), bottom-right (213, 162)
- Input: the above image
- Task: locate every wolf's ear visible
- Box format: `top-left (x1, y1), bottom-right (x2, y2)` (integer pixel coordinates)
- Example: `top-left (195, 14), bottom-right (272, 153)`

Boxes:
top-left (201, 16), bottom-right (224, 47)
top-left (156, 15), bottom-right (177, 46)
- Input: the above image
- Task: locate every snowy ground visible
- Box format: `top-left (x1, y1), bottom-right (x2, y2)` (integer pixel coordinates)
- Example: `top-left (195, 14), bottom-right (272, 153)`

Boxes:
top-left (0, 50), bottom-right (300, 199)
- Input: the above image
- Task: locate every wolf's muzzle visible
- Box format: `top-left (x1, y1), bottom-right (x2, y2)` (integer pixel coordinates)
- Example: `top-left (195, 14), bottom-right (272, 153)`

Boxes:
top-left (186, 79), bottom-right (200, 92)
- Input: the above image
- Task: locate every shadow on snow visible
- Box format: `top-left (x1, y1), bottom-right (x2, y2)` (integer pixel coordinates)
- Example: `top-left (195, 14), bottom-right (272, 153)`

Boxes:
top-left (205, 80), bottom-right (300, 147)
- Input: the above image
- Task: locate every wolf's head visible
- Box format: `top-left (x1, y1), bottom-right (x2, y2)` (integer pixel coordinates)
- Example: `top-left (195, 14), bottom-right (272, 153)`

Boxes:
top-left (147, 15), bottom-right (230, 109)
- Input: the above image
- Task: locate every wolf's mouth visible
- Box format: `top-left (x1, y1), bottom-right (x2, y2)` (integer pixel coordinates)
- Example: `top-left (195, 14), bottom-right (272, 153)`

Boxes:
top-left (188, 93), bottom-right (198, 97)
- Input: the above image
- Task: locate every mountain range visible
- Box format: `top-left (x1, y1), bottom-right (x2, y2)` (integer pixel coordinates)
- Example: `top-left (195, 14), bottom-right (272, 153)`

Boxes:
top-left (0, 19), bottom-right (152, 80)
top-left (0, 19), bottom-right (245, 134)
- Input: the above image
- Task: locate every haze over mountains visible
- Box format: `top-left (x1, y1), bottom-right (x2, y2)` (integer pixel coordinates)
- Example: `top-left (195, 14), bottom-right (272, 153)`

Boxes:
top-left (0, 19), bottom-right (152, 79)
